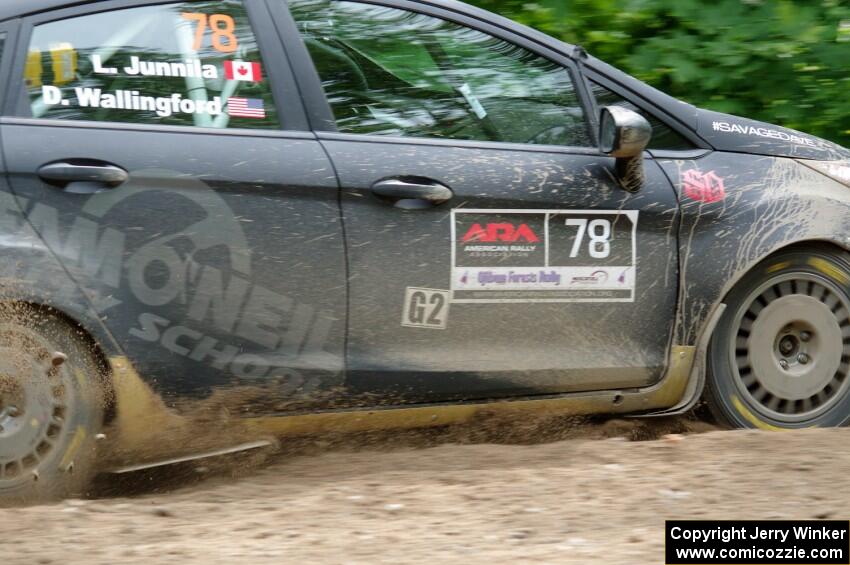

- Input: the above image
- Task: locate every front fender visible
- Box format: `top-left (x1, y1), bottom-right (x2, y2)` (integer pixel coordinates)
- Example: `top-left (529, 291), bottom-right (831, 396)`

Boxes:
top-left (659, 154), bottom-right (850, 347)
top-left (650, 154), bottom-right (850, 414)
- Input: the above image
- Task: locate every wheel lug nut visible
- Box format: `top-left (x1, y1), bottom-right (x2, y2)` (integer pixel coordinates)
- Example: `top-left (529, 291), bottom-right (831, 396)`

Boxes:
top-left (797, 353), bottom-right (810, 365)
top-left (51, 352), bottom-right (67, 368)
top-left (800, 331), bottom-right (811, 342)
top-left (779, 359), bottom-right (790, 370)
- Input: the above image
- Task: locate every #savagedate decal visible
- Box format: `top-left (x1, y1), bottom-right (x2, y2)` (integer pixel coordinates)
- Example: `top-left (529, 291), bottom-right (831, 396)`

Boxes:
top-left (710, 120), bottom-right (818, 148)
top-left (451, 210), bottom-right (638, 303)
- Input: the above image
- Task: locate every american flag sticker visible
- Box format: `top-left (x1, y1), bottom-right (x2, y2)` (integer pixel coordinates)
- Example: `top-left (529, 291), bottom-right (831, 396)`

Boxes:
top-left (227, 97), bottom-right (266, 119)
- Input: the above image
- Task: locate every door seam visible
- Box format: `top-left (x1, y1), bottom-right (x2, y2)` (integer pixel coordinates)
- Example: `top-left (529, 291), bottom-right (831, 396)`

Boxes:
top-left (316, 138), bottom-right (352, 390)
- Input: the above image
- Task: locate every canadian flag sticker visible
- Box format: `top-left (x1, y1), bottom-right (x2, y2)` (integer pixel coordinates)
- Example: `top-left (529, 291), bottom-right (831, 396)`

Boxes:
top-left (224, 60), bottom-right (263, 82)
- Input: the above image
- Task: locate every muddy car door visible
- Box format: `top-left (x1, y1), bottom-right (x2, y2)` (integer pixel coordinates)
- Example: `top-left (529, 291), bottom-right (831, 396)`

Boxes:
top-left (0, 0), bottom-right (346, 404)
top-left (282, 0), bottom-right (681, 403)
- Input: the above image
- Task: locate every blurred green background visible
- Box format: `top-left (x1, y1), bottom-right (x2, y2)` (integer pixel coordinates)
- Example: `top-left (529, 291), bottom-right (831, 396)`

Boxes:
top-left (467, 0), bottom-right (850, 147)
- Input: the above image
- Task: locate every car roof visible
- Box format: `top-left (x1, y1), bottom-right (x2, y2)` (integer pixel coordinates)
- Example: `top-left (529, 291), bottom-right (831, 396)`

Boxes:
top-left (0, 0), bottom-right (89, 21)
top-left (0, 0), bottom-right (579, 53)
top-left (0, 0), bottom-right (700, 134)
top-left (0, 0), bottom-right (582, 56)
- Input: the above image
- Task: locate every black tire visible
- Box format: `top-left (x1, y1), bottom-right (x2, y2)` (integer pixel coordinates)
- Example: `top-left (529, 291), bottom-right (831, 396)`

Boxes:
top-left (706, 247), bottom-right (850, 429)
top-left (0, 305), bottom-right (104, 505)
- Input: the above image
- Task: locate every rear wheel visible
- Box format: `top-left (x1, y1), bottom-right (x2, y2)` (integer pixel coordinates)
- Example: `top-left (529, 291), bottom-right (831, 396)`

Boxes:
top-left (706, 247), bottom-right (850, 429)
top-left (0, 306), bottom-right (104, 505)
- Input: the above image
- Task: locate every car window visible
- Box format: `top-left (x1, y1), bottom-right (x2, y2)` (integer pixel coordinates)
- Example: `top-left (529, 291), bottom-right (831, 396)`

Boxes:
top-left (588, 80), bottom-right (694, 151)
top-left (24, 1), bottom-right (279, 129)
top-left (289, 0), bottom-right (591, 147)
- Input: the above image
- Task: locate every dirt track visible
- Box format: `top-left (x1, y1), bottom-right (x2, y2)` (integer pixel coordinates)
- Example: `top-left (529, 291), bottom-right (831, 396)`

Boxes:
top-left (2, 420), bottom-right (849, 564)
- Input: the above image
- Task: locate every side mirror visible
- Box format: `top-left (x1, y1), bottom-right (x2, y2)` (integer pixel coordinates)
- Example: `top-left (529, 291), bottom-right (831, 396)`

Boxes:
top-left (599, 106), bottom-right (652, 192)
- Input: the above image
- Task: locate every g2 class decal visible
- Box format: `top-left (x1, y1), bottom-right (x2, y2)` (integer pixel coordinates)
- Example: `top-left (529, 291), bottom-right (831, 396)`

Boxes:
top-left (402, 288), bottom-right (450, 330)
top-left (451, 210), bottom-right (637, 303)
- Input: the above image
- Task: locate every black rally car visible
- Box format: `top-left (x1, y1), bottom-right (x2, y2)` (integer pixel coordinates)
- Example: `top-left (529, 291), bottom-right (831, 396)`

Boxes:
top-left (0, 0), bottom-right (849, 502)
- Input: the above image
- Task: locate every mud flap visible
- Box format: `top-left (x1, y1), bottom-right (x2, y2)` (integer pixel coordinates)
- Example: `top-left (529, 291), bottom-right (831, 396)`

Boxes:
top-left (634, 304), bottom-right (726, 417)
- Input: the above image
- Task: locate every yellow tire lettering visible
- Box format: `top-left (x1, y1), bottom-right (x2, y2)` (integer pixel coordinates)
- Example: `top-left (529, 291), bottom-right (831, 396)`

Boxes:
top-left (765, 261), bottom-right (790, 274)
top-left (808, 257), bottom-right (849, 285)
top-left (730, 395), bottom-right (787, 431)
top-left (74, 367), bottom-right (87, 387)
top-left (730, 395), bottom-right (819, 431)
top-left (59, 426), bottom-right (87, 471)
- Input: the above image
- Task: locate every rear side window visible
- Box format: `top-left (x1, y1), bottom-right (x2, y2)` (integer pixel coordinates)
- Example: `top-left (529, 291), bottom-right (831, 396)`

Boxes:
top-left (24, 1), bottom-right (279, 129)
top-left (290, 0), bottom-right (591, 147)
top-left (588, 80), bottom-right (694, 151)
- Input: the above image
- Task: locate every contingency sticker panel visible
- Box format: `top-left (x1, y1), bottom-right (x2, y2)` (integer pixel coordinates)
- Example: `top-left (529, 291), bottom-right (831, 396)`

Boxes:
top-left (451, 209), bottom-right (638, 303)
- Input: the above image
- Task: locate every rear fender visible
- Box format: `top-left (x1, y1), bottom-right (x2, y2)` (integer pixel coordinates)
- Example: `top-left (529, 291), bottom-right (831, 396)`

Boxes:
top-left (0, 190), bottom-right (123, 356)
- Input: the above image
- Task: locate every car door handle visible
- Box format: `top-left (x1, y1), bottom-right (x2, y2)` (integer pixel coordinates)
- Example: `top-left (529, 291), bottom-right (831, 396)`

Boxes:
top-left (38, 160), bottom-right (129, 194)
top-left (371, 178), bottom-right (454, 208)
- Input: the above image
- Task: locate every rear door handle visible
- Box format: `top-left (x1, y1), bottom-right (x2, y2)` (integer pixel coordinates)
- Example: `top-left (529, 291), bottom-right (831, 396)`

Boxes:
top-left (38, 160), bottom-right (129, 194)
top-left (371, 178), bottom-right (454, 208)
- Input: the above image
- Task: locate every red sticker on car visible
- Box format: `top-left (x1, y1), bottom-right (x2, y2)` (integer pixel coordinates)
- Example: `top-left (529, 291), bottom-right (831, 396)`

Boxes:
top-left (461, 222), bottom-right (540, 244)
top-left (682, 169), bottom-right (726, 203)
top-left (224, 60), bottom-right (262, 82)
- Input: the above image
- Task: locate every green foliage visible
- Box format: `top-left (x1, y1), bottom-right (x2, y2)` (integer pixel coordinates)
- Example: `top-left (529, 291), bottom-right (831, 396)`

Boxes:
top-left (468, 0), bottom-right (850, 147)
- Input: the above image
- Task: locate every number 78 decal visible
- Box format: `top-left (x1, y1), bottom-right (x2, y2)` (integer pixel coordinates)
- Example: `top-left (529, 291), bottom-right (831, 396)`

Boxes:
top-left (181, 12), bottom-right (239, 53)
top-left (451, 209), bottom-right (637, 303)
top-left (565, 218), bottom-right (612, 259)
